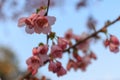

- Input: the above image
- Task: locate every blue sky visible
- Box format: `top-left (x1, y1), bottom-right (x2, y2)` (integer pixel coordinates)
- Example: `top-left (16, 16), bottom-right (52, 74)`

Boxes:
top-left (0, 0), bottom-right (120, 80)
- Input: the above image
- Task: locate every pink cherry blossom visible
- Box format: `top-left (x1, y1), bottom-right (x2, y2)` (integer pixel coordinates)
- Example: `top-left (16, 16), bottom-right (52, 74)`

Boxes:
top-left (74, 33), bottom-right (90, 52)
top-left (104, 39), bottom-right (110, 47)
top-left (73, 53), bottom-right (82, 62)
top-left (57, 66), bottom-right (67, 77)
top-left (78, 55), bottom-right (91, 71)
top-left (64, 29), bottom-right (73, 40)
top-left (109, 35), bottom-right (119, 53)
top-left (58, 37), bottom-right (68, 50)
top-left (48, 60), bottom-right (57, 72)
top-left (67, 59), bottom-right (78, 71)
top-left (50, 45), bottom-right (63, 58)
top-left (110, 35), bottom-right (119, 45)
top-left (48, 61), bottom-right (66, 77)
top-left (26, 56), bottom-right (41, 75)
top-left (103, 35), bottom-right (120, 53)
top-left (32, 45), bottom-right (48, 55)
top-left (37, 45), bottom-right (48, 55)
top-left (89, 51), bottom-right (97, 60)
top-left (18, 10), bottom-right (56, 34)
top-left (109, 43), bottom-right (119, 53)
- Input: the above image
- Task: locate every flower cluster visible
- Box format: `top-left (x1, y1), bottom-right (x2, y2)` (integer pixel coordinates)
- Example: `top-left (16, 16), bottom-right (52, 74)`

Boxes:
top-left (67, 51), bottom-right (97, 71)
top-left (18, 8), bottom-right (56, 34)
top-left (50, 37), bottom-right (69, 58)
top-left (26, 44), bottom-right (49, 75)
top-left (104, 35), bottom-right (120, 53)
top-left (64, 29), bottom-right (91, 53)
top-left (17, 0), bottom-right (120, 79)
top-left (63, 29), bottom-right (97, 71)
top-left (26, 37), bottom-right (69, 76)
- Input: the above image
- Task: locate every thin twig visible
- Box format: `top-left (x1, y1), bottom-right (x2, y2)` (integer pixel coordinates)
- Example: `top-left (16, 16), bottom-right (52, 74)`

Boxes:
top-left (45, 0), bottom-right (50, 16)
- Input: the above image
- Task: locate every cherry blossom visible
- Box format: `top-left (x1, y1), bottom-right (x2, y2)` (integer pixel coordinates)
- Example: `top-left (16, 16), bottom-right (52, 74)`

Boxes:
top-left (67, 59), bottom-right (78, 71)
top-left (50, 45), bottom-right (63, 58)
top-left (64, 29), bottom-right (73, 40)
top-left (58, 37), bottom-right (68, 50)
top-left (48, 60), bottom-right (67, 77)
top-left (73, 33), bottom-right (90, 52)
top-left (26, 56), bottom-right (41, 75)
top-left (18, 9), bottom-right (56, 34)
top-left (104, 35), bottom-right (120, 53)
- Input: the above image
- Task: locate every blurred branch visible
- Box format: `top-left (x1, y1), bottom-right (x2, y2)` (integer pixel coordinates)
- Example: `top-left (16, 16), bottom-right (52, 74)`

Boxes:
top-left (64, 16), bottom-right (120, 52)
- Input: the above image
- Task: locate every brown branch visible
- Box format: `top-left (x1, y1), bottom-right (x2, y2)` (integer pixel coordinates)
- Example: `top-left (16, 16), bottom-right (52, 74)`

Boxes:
top-left (64, 16), bottom-right (120, 52)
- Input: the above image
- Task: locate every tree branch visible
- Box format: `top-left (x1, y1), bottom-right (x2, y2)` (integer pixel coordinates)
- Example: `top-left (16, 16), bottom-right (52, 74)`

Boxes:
top-left (63, 16), bottom-right (120, 52)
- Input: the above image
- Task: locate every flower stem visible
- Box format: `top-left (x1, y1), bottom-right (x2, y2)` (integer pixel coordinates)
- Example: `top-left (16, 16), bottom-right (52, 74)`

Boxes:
top-left (45, 0), bottom-right (50, 16)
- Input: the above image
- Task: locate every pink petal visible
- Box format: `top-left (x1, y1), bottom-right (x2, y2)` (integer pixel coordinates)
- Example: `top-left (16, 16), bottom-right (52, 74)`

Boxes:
top-left (34, 26), bottom-right (42, 34)
top-left (25, 26), bottom-right (34, 34)
top-left (46, 16), bottom-right (56, 25)
top-left (18, 17), bottom-right (27, 27)
top-left (42, 26), bottom-right (51, 34)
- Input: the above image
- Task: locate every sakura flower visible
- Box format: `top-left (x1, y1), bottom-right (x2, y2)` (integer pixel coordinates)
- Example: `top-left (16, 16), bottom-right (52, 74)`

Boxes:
top-left (67, 59), bottom-right (78, 71)
top-left (73, 53), bottom-right (82, 62)
top-left (32, 45), bottom-right (48, 55)
top-left (26, 56), bottom-right (41, 75)
top-left (37, 45), bottom-right (48, 55)
top-left (74, 33), bottom-right (90, 52)
top-left (48, 61), bottom-right (67, 77)
top-left (103, 35), bottom-right (120, 53)
top-left (110, 35), bottom-right (119, 46)
top-left (50, 45), bottom-right (63, 58)
top-left (89, 51), bottom-right (97, 60)
top-left (18, 9), bottom-right (56, 34)
top-left (64, 29), bottom-right (73, 40)
top-left (48, 60), bottom-right (57, 72)
top-left (109, 43), bottom-right (119, 53)
top-left (76, 55), bottom-right (92, 71)
top-left (57, 66), bottom-right (67, 77)
top-left (32, 47), bottom-right (38, 55)
top-left (103, 39), bottom-right (110, 47)
top-left (58, 37), bottom-right (68, 50)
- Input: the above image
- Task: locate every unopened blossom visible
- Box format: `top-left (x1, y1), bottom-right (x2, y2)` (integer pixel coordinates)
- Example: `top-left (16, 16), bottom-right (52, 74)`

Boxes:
top-left (110, 35), bottom-right (119, 45)
top-left (104, 35), bottom-right (120, 53)
top-left (18, 9), bottom-right (56, 34)
top-left (50, 45), bottom-right (63, 58)
top-left (58, 37), bottom-right (68, 50)
top-left (78, 55), bottom-right (91, 71)
top-left (26, 56), bottom-right (41, 75)
top-left (104, 39), bottom-right (110, 47)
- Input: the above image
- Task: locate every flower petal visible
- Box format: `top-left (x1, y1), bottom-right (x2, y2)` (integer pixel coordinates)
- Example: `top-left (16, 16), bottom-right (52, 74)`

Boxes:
top-left (18, 17), bottom-right (27, 27)
top-left (25, 26), bottom-right (34, 34)
top-left (46, 16), bottom-right (56, 25)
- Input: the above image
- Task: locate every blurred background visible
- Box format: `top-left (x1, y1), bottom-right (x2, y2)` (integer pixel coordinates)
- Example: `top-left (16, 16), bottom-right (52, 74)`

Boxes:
top-left (0, 0), bottom-right (120, 80)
